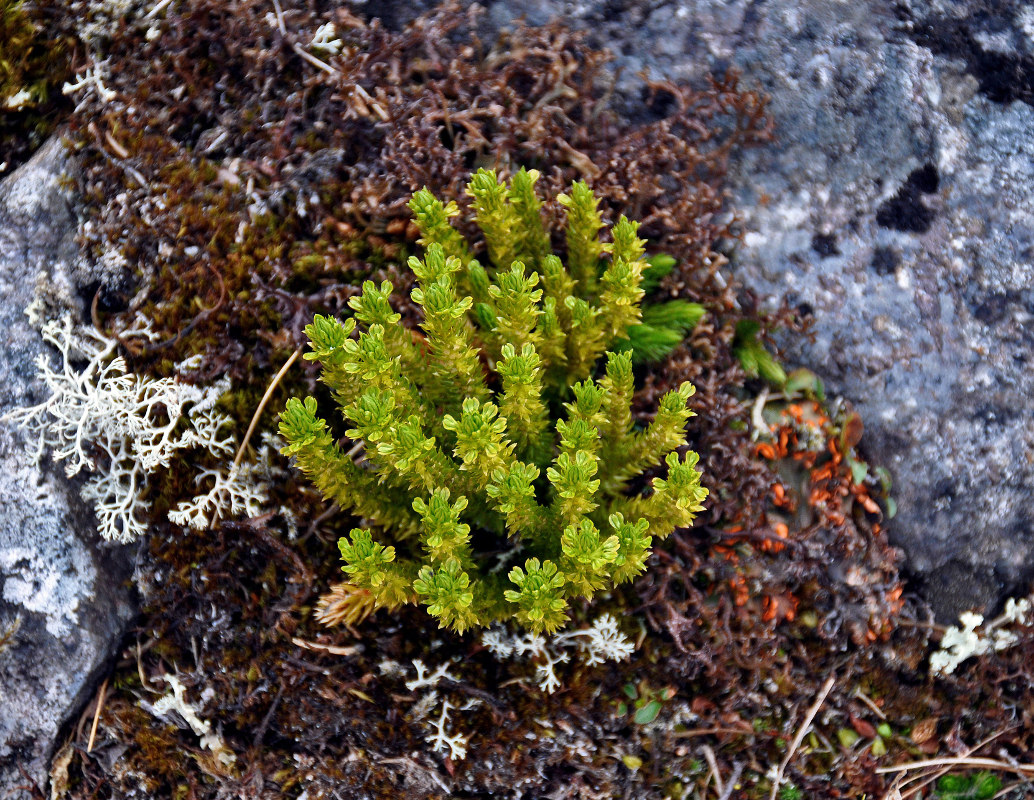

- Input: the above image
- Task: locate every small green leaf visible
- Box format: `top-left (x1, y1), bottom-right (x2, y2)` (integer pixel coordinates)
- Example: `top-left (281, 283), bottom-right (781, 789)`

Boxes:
top-left (876, 722), bottom-right (893, 739)
top-left (622, 683), bottom-right (638, 700)
top-left (645, 253), bottom-right (676, 271)
top-left (778, 785), bottom-right (803, 800)
top-left (784, 367), bottom-right (821, 397)
top-left (937, 775), bottom-right (969, 794)
top-left (634, 699), bottom-right (663, 725)
top-left (756, 349), bottom-right (788, 386)
top-left (837, 727), bottom-right (860, 748)
top-left (870, 736), bottom-right (887, 757)
top-left (621, 754), bottom-right (643, 770)
top-left (932, 772), bottom-right (1002, 800)
top-left (848, 457), bottom-right (869, 486)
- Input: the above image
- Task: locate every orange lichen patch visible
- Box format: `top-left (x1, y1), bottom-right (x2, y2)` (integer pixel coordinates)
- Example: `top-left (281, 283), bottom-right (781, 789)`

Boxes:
top-left (763, 522), bottom-right (790, 553)
top-left (730, 574), bottom-right (750, 607)
top-left (696, 391), bottom-right (906, 643)
top-left (755, 442), bottom-right (777, 460)
top-left (762, 593), bottom-right (798, 623)
top-left (711, 543), bottom-right (741, 565)
top-left (885, 586), bottom-right (905, 615)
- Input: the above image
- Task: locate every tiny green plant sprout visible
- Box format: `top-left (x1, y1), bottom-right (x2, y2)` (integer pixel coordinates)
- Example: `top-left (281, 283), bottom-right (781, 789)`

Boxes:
top-left (279, 169), bottom-right (708, 634)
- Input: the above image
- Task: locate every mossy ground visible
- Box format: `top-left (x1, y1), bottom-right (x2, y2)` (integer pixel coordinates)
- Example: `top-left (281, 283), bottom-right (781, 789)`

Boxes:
top-left (24, 2), bottom-right (1034, 799)
top-left (0, 0), bottom-right (77, 172)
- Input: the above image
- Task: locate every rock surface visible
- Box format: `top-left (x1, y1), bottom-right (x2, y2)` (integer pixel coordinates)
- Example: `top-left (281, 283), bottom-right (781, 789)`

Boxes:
top-left (0, 139), bottom-right (136, 798)
top-left (450, 0), bottom-right (1034, 621)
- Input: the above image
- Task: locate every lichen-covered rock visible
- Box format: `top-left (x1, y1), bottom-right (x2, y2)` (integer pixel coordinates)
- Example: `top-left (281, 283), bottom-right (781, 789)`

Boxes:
top-left (460, 0), bottom-right (1034, 621)
top-left (710, 0), bottom-right (1034, 622)
top-left (0, 138), bottom-right (136, 798)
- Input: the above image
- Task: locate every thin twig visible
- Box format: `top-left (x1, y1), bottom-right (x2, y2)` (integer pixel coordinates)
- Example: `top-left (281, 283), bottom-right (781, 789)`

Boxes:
top-left (702, 744), bottom-right (723, 797)
top-left (103, 130), bottom-right (129, 159)
top-left (673, 727), bottom-right (755, 739)
top-left (291, 636), bottom-right (363, 657)
top-left (717, 763), bottom-right (743, 800)
top-left (145, 0), bottom-right (175, 18)
top-left (285, 40), bottom-right (390, 121)
top-left (994, 778), bottom-right (1034, 800)
top-left (86, 677), bottom-right (108, 753)
top-left (769, 675), bottom-right (836, 800)
top-left (750, 385), bottom-right (770, 440)
top-left (252, 680), bottom-right (285, 748)
top-left (270, 0), bottom-right (286, 34)
top-left (301, 501), bottom-right (339, 542)
top-left (136, 638), bottom-right (152, 691)
top-left (877, 756), bottom-right (1034, 776)
top-left (852, 687), bottom-right (888, 720)
top-left (889, 726), bottom-right (1016, 799)
top-left (233, 347), bottom-right (300, 471)
top-left (292, 43), bottom-right (336, 74)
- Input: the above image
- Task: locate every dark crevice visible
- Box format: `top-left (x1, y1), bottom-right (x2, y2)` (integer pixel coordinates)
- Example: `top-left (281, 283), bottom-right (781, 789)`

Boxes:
top-left (875, 163), bottom-right (940, 233)
top-left (870, 245), bottom-right (900, 276)
top-left (910, 2), bottom-right (1034, 106)
top-left (811, 232), bottom-right (840, 257)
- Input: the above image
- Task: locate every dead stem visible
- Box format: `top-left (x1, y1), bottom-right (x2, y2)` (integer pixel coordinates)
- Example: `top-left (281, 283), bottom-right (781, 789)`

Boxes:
top-left (769, 674), bottom-right (836, 800)
top-left (86, 677), bottom-right (108, 753)
top-left (877, 756), bottom-right (1034, 777)
top-left (887, 727), bottom-right (1016, 799)
top-left (233, 347), bottom-right (301, 471)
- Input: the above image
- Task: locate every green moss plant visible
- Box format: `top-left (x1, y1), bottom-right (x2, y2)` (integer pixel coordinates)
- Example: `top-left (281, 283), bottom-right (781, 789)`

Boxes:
top-left (280, 169), bottom-right (708, 634)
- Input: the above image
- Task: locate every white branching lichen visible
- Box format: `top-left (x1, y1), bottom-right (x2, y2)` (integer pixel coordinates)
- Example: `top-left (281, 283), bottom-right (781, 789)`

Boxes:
top-left (167, 463), bottom-right (267, 530)
top-left (532, 647), bottom-right (570, 695)
top-left (553, 613), bottom-right (637, 666)
top-left (405, 658), bottom-right (459, 691)
top-left (62, 62), bottom-right (117, 104)
top-left (146, 674), bottom-right (235, 766)
top-left (482, 613), bottom-right (635, 693)
top-left (403, 616), bottom-right (633, 764)
top-left (169, 433), bottom-right (280, 530)
top-left (3, 316), bottom-right (238, 541)
top-left (404, 619), bottom-right (631, 762)
top-left (425, 699), bottom-right (467, 761)
top-left (930, 595), bottom-right (1034, 675)
top-left (309, 22), bottom-right (342, 55)
top-left (400, 660), bottom-right (469, 761)
top-left (3, 88), bottom-right (35, 111)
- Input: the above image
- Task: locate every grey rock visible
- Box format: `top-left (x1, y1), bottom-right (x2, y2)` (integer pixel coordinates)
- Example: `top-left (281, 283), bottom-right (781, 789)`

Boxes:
top-left (0, 139), bottom-right (136, 798)
top-left (460, 0), bottom-right (1034, 620)
top-left (712, 0), bottom-right (1034, 622)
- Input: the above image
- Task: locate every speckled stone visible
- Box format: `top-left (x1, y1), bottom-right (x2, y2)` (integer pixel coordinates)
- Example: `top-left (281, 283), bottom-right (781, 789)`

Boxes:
top-left (0, 138), bottom-right (136, 798)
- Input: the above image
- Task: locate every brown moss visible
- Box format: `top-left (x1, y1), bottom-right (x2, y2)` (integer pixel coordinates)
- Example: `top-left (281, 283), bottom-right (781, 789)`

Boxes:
top-left (68, 1), bottom-right (769, 387)
top-left (0, 0), bottom-right (78, 171)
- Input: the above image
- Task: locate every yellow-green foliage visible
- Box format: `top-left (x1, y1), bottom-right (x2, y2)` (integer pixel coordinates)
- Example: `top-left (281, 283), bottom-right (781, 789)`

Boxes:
top-left (280, 169), bottom-right (708, 634)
